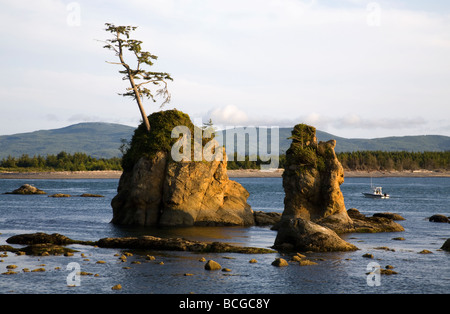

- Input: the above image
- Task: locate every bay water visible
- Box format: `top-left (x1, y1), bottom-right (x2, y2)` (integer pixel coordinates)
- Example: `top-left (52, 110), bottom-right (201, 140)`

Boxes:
top-left (0, 176), bottom-right (449, 294)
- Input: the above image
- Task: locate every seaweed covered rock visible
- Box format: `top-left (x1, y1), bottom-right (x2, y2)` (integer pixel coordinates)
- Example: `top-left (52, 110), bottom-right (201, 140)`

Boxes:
top-left (96, 235), bottom-right (275, 254)
top-left (5, 184), bottom-right (46, 195)
top-left (280, 124), bottom-right (353, 229)
top-left (111, 109), bottom-right (254, 227)
top-left (253, 211), bottom-right (282, 226)
top-left (429, 214), bottom-right (449, 223)
top-left (7, 232), bottom-right (75, 245)
top-left (347, 209), bottom-right (405, 233)
top-left (6, 232), bottom-right (94, 246)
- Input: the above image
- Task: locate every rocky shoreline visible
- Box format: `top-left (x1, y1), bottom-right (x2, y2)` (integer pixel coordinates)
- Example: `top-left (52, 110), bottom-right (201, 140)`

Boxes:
top-left (1, 169), bottom-right (449, 180)
top-left (0, 170), bottom-right (123, 179)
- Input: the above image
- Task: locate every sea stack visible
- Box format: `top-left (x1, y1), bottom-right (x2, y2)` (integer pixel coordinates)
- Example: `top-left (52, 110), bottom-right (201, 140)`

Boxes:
top-left (111, 109), bottom-right (254, 227)
top-left (274, 124), bottom-right (356, 251)
top-left (280, 124), bottom-right (353, 228)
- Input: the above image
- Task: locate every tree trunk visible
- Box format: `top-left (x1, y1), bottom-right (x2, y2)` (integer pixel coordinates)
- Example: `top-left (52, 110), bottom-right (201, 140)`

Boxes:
top-left (128, 74), bottom-right (151, 132)
top-left (117, 39), bottom-right (151, 132)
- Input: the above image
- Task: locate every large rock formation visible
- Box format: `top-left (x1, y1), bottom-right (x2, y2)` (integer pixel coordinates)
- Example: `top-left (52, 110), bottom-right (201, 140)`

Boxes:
top-left (280, 124), bottom-right (353, 228)
top-left (275, 124), bottom-right (403, 251)
top-left (111, 110), bottom-right (254, 227)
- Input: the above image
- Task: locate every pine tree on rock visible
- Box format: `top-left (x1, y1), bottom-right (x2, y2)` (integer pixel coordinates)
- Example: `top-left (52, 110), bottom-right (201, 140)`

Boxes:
top-left (102, 23), bottom-right (172, 132)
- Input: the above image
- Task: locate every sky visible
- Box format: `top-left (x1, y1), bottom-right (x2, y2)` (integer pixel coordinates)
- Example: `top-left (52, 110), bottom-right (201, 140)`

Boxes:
top-left (1, 0), bottom-right (450, 139)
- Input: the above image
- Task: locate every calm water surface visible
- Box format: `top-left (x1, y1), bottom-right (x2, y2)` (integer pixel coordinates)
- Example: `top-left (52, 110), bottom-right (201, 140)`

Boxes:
top-left (0, 177), bottom-right (449, 294)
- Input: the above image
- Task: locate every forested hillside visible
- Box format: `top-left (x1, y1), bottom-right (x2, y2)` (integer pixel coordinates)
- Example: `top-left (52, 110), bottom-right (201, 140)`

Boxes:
top-left (1, 123), bottom-right (449, 172)
top-left (2, 123), bottom-right (450, 160)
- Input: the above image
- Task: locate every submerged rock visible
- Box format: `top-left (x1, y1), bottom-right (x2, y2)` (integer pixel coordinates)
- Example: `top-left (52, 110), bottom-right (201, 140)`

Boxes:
top-left (96, 235), bottom-right (275, 254)
top-left (298, 259), bottom-right (318, 266)
top-left (441, 239), bottom-right (450, 252)
top-left (6, 232), bottom-right (94, 246)
top-left (5, 232), bottom-right (275, 255)
top-left (271, 258), bottom-right (289, 267)
top-left (5, 184), bottom-right (46, 195)
top-left (347, 208), bottom-right (366, 220)
top-left (80, 193), bottom-right (104, 198)
top-left (21, 244), bottom-right (78, 256)
top-left (0, 245), bottom-right (17, 253)
top-left (111, 110), bottom-right (254, 227)
top-left (2, 239), bottom-right (78, 256)
top-left (7, 232), bottom-right (75, 245)
top-left (347, 209), bottom-right (405, 233)
top-left (48, 193), bottom-right (72, 198)
top-left (429, 214), bottom-right (449, 223)
top-left (373, 212), bottom-right (405, 221)
top-left (204, 260), bottom-right (222, 270)
top-left (380, 268), bottom-right (398, 275)
top-left (253, 211), bottom-right (282, 226)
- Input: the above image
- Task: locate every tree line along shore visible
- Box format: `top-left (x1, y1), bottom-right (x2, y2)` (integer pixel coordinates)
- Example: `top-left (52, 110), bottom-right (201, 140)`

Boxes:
top-left (0, 150), bottom-right (449, 174)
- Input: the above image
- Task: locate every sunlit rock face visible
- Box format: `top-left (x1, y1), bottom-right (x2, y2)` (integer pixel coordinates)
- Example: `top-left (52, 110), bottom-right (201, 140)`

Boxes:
top-left (111, 109), bottom-right (254, 227)
top-left (280, 124), bottom-right (353, 228)
top-left (275, 124), bottom-right (404, 252)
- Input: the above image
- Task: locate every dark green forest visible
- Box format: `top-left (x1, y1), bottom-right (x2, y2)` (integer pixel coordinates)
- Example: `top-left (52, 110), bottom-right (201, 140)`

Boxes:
top-left (1, 150), bottom-right (449, 172)
top-left (228, 151), bottom-right (450, 171)
top-left (0, 152), bottom-right (122, 172)
top-left (336, 151), bottom-right (450, 171)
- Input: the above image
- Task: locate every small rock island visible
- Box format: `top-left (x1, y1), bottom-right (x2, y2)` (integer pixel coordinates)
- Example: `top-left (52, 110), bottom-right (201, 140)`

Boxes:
top-left (274, 124), bottom-right (404, 252)
top-left (111, 110), bottom-right (254, 227)
top-left (5, 184), bottom-right (46, 195)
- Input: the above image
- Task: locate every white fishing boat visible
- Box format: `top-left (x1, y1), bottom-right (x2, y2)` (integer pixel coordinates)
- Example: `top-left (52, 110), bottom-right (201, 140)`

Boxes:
top-left (363, 186), bottom-right (389, 199)
top-left (362, 177), bottom-right (389, 198)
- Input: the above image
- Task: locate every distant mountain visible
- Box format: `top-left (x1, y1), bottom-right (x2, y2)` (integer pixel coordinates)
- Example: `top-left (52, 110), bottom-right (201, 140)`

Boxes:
top-left (0, 123), bottom-right (449, 160)
top-left (216, 127), bottom-right (450, 155)
top-left (314, 131), bottom-right (450, 153)
top-left (0, 122), bottom-right (135, 159)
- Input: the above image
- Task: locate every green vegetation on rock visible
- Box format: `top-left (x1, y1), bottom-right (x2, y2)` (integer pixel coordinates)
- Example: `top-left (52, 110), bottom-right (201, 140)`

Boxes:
top-left (121, 109), bottom-right (217, 171)
top-left (121, 109), bottom-right (197, 171)
top-left (285, 123), bottom-right (331, 173)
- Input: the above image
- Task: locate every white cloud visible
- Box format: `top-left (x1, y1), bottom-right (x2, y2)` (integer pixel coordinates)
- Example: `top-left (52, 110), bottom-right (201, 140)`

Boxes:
top-left (206, 105), bottom-right (249, 126)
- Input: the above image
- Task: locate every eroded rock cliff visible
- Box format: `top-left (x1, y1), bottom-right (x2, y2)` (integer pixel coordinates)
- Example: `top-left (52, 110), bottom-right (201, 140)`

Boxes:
top-left (275, 124), bottom-right (403, 252)
top-left (280, 124), bottom-right (353, 228)
top-left (111, 110), bottom-right (254, 227)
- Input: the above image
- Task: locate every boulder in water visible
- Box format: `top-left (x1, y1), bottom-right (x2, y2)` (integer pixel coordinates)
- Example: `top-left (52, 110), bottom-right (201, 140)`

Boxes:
top-left (5, 184), bottom-right (46, 195)
top-left (274, 218), bottom-right (359, 252)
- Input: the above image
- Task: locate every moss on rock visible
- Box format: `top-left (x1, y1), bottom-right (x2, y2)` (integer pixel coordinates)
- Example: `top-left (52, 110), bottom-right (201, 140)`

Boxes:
top-left (121, 109), bottom-right (197, 171)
